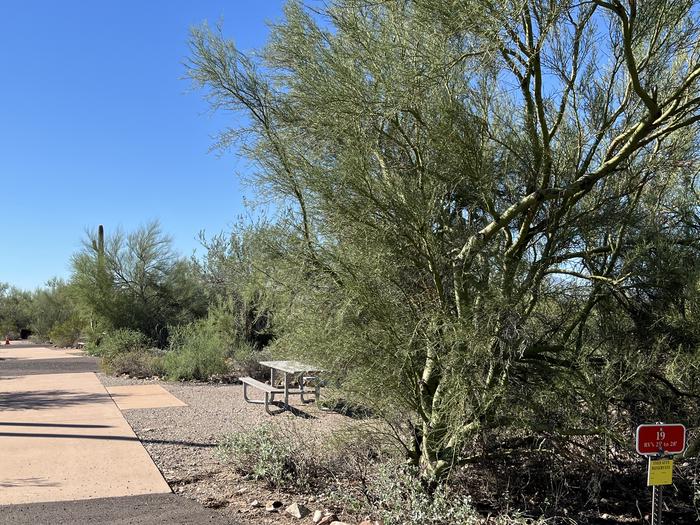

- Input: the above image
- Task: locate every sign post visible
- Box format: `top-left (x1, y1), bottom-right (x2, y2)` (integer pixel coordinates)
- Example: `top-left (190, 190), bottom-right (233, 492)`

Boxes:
top-left (652, 481), bottom-right (663, 525)
top-left (636, 423), bottom-right (686, 525)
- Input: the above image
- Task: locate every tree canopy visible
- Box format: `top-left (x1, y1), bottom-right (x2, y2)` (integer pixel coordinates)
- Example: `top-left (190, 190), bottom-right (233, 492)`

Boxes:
top-left (190, 0), bottom-right (700, 480)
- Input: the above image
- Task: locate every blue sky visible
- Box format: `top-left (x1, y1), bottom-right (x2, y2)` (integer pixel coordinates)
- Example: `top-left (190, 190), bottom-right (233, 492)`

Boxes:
top-left (0, 1), bottom-right (286, 290)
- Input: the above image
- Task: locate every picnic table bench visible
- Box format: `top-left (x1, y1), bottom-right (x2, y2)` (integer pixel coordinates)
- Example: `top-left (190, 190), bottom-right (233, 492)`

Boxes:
top-left (240, 377), bottom-right (284, 415)
top-left (240, 360), bottom-right (323, 415)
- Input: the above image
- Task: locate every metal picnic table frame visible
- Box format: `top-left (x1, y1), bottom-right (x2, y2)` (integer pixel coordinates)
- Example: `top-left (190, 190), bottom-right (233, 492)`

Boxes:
top-left (258, 360), bottom-right (323, 411)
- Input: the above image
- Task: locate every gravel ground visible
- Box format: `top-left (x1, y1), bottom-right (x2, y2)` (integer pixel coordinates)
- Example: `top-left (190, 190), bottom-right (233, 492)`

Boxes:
top-left (98, 374), bottom-right (366, 525)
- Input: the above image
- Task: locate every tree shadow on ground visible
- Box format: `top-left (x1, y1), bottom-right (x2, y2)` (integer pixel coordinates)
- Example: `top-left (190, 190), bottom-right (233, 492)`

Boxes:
top-left (0, 421), bottom-right (112, 429)
top-left (0, 430), bottom-right (217, 449)
top-left (0, 390), bottom-right (111, 410)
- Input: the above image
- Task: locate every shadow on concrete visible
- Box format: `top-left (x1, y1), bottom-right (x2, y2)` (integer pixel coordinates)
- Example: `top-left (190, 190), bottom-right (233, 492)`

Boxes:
top-left (0, 422), bottom-right (112, 429)
top-left (0, 390), bottom-right (111, 410)
top-left (0, 477), bottom-right (61, 488)
top-left (0, 431), bottom-right (217, 448)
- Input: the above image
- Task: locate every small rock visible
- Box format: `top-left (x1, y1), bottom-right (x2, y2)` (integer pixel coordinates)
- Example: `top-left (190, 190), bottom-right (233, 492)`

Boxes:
top-left (312, 510), bottom-right (324, 523)
top-left (235, 487), bottom-right (248, 494)
top-left (265, 500), bottom-right (284, 512)
top-left (285, 502), bottom-right (309, 519)
top-left (317, 515), bottom-right (338, 525)
top-left (307, 496), bottom-right (316, 503)
top-left (202, 497), bottom-right (227, 509)
top-left (329, 522), bottom-right (352, 525)
top-left (249, 499), bottom-right (261, 508)
top-left (141, 428), bottom-right (155, 432)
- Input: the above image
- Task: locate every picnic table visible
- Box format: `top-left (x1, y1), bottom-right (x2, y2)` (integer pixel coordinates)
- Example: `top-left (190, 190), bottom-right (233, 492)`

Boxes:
top-left (240, 360), bottom-right (323, 415)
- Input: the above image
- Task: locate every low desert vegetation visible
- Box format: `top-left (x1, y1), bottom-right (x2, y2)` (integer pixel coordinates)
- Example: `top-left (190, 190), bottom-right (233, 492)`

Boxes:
top-left (217, 424), bottom-right (545, 525)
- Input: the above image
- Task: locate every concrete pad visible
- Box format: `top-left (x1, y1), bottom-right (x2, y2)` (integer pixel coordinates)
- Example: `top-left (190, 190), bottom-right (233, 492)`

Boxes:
top-left (0, 345), bottom-right (86, 361)
top-left (106, 385), bottom-right (187, 410)
top-left (0, 372), bottom-right (171, 505)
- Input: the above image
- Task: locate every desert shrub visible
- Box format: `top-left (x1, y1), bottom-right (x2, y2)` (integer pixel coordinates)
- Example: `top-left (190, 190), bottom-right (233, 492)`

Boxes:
top-left (92, 328), bottom-right (164, 377)
top-left (48, 314), bottom-right (83, 347)
top-left (218, 423), bottom-right (390, 491)
top-left (102, 349), bottom-right (165, 378)
top-left (230, 341), bottom-right (270, 380)
top-left (91, 328), bottom-right (148, 357)
top-left (218, 424), bottom-right (298, 488)
top-left (164, 318), bottom-right (228, 381)
top-left (354, 461), bottom-right (548, 525)
top-left (219, 425), bottom-right (541, 524)
top-left (357, 462), bottom-right (478, 525)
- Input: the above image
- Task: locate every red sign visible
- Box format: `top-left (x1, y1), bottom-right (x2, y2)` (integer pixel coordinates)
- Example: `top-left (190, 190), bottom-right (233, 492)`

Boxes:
top-left (636, 424), bottom-right (686, 455)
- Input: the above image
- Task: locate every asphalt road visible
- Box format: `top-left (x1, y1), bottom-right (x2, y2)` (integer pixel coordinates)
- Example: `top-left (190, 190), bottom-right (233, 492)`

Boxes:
top-left (0, 342), bottom-right (243, 524)
top-left (1, 493), bottom-right (236, 524)
top-left (0, 356), bottom-right (101, 375)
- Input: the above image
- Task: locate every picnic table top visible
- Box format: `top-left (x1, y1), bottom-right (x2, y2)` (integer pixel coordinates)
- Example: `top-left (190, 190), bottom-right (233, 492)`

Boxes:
top-left (258, 360), bottom-right (323, 374)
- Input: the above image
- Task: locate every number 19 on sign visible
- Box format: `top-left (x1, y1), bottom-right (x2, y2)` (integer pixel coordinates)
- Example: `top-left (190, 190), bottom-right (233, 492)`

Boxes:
top-left (636, 423), bottom-right (686, 525)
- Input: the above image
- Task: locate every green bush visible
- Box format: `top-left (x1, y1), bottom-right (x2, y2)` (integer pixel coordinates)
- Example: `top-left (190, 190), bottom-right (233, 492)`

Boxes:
top-left (90, 328), bottom-right (148, 357)
top-left (102, 349), bottom-right (165, 378)
top-left (350, 461), bottom-right (546, 525)
top-left (48, 314), bottom-right (84, 347)
top-left (218, 424), bottom-right (388, 491)
top-left (230, 342), bottom-right (270, 380)
top-left (92, 329), bottom-right (165, 378)
top-left (218, 424), bottom-right (297, 488)
top-left (163, 319), bottom-right (228, 381)
top-left (359, 462), bottom-right (477, 525)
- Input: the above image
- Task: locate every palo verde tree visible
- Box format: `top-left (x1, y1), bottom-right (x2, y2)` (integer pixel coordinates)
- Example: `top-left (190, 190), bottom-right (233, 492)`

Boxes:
top-left (71, 222), bottom-right (208, 346)
top-left (0, 282), bottom-right (33, 338)
top-left (189, 0), bottom-right (700, 480)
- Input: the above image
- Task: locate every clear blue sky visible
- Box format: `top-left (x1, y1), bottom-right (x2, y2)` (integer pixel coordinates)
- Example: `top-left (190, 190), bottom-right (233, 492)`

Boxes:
top-left (0, 0), bottom-right (286, 290)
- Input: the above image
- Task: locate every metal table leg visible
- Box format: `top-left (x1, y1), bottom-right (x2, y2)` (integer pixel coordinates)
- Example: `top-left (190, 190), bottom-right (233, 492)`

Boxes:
top-left (299, 373), bottom-right (307, 403)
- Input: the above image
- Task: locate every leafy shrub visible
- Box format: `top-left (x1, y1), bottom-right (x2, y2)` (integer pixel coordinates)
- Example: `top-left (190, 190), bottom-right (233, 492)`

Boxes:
top-left (218, 424), bottom-right (298, 488)
top-left (351, 461), bottom-right (545, 525)
top-left (231, 342), bottom-right (270, 380)
top-left (102, 349), bottom-right (165, 378)
top-left (90, 328), bottom-right (148, 357)
top-left (91, 329), bottom-right (165, 378)
top-left (218, 423), bottom-right (390, 492)
top-left (359, 462), bottom-right (478, 525)
top-left (164, 318), bottom-right (228, 381)
top-left (48, 314), bottom-right (84, 347)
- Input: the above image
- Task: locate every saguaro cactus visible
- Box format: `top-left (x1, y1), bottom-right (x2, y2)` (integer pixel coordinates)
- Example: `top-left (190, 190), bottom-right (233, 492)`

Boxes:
top-left (90, 225), bottom-right (109, 296)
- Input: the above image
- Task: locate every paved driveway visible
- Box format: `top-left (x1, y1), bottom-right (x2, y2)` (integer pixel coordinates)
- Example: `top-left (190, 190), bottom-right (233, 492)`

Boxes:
top-left (0, 343), bottom-right (240, 524)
